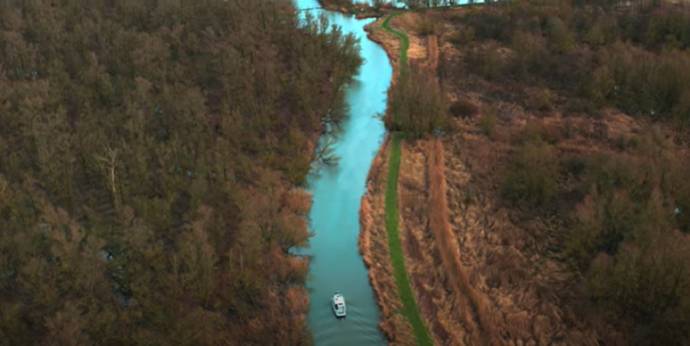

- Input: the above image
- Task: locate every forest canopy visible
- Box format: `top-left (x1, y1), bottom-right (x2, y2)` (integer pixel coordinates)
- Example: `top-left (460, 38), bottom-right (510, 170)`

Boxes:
top-left (452, 0), bottom-right (690, 125)
top-left (0, 0), bottom-right (360, 344)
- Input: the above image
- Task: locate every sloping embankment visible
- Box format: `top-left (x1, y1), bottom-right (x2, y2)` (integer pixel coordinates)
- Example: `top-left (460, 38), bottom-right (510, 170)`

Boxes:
top-left (360, 138), bottom-right (417, 345)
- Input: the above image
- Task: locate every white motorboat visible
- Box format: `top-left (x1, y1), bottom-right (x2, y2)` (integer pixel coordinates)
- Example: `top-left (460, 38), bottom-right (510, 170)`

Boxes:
top-left (331, 292), bottom-right (347, 318)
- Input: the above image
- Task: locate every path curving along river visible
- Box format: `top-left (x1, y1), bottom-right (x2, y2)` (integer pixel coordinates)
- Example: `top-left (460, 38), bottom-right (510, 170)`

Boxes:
top-left (295, 0), bottom-right (391, 345)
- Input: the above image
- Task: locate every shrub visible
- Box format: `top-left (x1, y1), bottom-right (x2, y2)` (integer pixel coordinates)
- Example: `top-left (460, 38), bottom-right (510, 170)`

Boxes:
top-left (673, 89), bottom-right (690, 125)
top-left (517, 120), bottom-right (560, 144)
top-left (546, 16), bottom-right (574, 53)
top-left (566, 188), bottom-right (640, 268)
top-left (466, 44), bottom-right (507, 80)
top-left (448, 25), bottom-right (476, 47)
top-left (586, 227), bottom-right (690, 344)
top-left (478, 112), bottom-right (497, 139)
top-left (510, 30), bottom-right (548, 80)
top-left (449, 98), bottom-right (479, 118)
top-left (525, 88), bottom-right (555, 112)
top-left (388, 66), bottom-right (448, 138)
top-left (566, 143), bottom-right (690, 345)
top-left (501, 139), bottom-right (559, 207)
top-left (417, 13), bottom-right (438, 36)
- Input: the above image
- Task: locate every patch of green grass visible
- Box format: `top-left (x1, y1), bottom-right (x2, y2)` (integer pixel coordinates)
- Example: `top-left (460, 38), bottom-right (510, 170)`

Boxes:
top-left (382, 13), bottom-right (410, 69)
top-left (385, 134), bottom-right (433, 346)
top-left (382, 14), bottom-right (433, 346)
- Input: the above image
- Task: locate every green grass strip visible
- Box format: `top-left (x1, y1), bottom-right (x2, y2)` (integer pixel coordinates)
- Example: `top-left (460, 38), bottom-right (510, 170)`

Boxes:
top-left (385, 134), bottom-right (433, 346)
top-left (382, 14), bottom-right (433, 346)
top-left (382, 13), bottom-right (410, 69)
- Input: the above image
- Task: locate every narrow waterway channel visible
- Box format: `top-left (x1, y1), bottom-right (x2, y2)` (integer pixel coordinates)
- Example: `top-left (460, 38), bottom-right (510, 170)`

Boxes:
top-left (294, 0), bottom-right (392, 344)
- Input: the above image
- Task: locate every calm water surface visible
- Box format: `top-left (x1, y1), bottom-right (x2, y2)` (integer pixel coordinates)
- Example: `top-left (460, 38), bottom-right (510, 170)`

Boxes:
top-left (294, 0), bottom-right (392, 345)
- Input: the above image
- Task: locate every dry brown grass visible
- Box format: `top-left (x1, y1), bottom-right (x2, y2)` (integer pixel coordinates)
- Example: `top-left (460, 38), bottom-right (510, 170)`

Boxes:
top-left (438, 100), bottom-right (654, 344)
top-left (398, 140), bottom-right (466, 345)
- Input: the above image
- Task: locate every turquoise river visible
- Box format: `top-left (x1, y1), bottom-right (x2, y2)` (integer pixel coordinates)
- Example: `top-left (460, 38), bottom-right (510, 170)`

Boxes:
top-left (295, 0), bottom-right (391, 345)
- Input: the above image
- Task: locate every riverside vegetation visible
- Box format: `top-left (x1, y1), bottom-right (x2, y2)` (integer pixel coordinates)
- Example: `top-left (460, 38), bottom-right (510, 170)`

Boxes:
top-left (0, 0), bottom-right (361, 344)
top-left (373, 0), bottom-right (690, 344)
top-left (382, 13), bottom-right (434, 346)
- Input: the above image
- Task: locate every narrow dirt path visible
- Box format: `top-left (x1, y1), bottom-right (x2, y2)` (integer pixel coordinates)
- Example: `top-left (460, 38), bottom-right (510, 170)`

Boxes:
top-left (424, 34), bottom-right (440, 74)
top-left (427, 139), bottom-right (489, 346)
top-left (420, 24), bottom-right (492, 345)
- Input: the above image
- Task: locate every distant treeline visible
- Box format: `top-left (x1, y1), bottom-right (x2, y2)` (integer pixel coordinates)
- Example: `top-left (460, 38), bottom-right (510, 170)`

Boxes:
top-left (324, 0), bottom-right (505, 10)
top-left (0, 0), bottom-right (360, 344)
top-left (454, 0), bottom-right (690, 123)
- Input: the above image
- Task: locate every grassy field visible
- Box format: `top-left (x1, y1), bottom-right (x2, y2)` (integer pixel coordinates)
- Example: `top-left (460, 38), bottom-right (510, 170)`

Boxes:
top-left (382, 14), bottom-right (433, 346)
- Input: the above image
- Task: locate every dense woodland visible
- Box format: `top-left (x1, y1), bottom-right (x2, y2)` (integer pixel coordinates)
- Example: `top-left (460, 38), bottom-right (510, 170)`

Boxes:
top-left (454, 0), bottom-right (690, 123)
top-left (0, 0), bottom-right (361, 344)
top-left (434, 0), bottom-right (690, 343)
